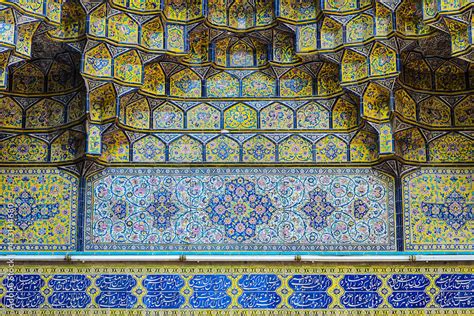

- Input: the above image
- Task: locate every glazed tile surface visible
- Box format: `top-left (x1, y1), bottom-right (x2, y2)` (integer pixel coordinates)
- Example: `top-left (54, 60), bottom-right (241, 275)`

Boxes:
top-left (0, 168), bottom-right (78, 251)
top-left (85, 167), bottom-right (396, 252)
top-left (0, 263), bottom-right (472, 312)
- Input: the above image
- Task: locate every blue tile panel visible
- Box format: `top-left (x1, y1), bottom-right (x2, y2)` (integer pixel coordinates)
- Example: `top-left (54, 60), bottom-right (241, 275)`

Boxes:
top-left (435, 274), bottom-right (474, 308)
top-left (143, 275), bottom-right (185, 308)
top-left (387, 274), bottom-right (430, 308)
top-left (85, 167), bottom-right (396, 253)
top-left (0, 269), bottom-right (472, 311)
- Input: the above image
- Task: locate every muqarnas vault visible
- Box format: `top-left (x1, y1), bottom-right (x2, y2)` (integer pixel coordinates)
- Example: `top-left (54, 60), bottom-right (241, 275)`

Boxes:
top-left (0, 0), bottom-right (472, 313)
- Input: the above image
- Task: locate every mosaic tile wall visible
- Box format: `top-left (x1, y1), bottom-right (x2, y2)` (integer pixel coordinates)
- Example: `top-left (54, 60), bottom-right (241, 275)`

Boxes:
top-left (0, 263), bottom-right (472, 313)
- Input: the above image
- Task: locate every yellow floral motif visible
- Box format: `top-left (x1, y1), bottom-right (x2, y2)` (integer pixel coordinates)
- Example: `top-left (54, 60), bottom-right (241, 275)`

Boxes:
top-left (370, 43), bottom-right (397, 77)
top-left (124, 99), bottom-right (150, 129)
top-left (83, 44), bottom-right (112, 78)
top-left (403, 168), bottom-right (472, 251)
top-left (429, 133), bottom-right (473, 162)
top-left (279, 69), bottom-right (313, 97)
top-left (375, 2), bottom-right (393, 36)
top-left (206, 136), bottom-right (240, 162)
top-left (170, 69), bottom-right (201, 98)
top-left (320, 17), bottom-right (343, 50)
top-left (26, 99), bottom-right (64, 128)
top-left (224, 103), bottom-right (257, 129)
top-left (297, 102), bottom-right (330, 129)
top-left (0, 135), bottom-right (48, 162)
top-left (394, 89), bottom-right (416, 120)
top-left (260, 103), bottom-right (293, 129)
top-left (395, 128), bottom-right (426, 162)
top-left (51, 131), bottom-right (84, 162)
top-left (100, 130), bottom-right (130, 162)
top-left (108, 13), bottom-right (139, 44)
top-left (346, 14), bottom-right (373, 43)
top-left (12, 63), bottom-right (45, 94)
top-left (206, 72), bottom-right (239, 98)
top-left (278, 136), bottom-right (312, 162)
top-left (317, 63), bottom-right (342, 96)
top-left (362, 83), bottom-right (390, 121)
top-left (0, 168), bottom-right (78, 251)
top-left (332, 98), bottom-right (358, 129)
top-left (187, 104), bottom-right (221, 129)
top-left (454, 96), bottom-right (474, 127)
top-left (350, 130), bottom-right (378, 162)
top-left (141, 17), bottom-right (165, 50)
top-left (132, 135), bottom-right (166, 162)
top-left (0, 97), bottom-right (22, 128)
top-left (341, 50), bottom-right (368, 83)
top-left (242, 72), bottom-right (275, 97)
top-left (379, 124), bottom-right (393, 154)
top-left (419, 97), bottom-right (451, 127)
top-left (141, 63), bottom-right (166, 96)
top-left (169, 136), bottom-right (203, 162)
top-left (153, 102), bottom-right (184, 129)
top-left (315, 135), bottom-right (348, 162)
top-left (89, 83), bottom-right (116, 122)
top-left (242, 135), bottom-right (275, 162)
top-left (114, 50), bottom-right (143, 85)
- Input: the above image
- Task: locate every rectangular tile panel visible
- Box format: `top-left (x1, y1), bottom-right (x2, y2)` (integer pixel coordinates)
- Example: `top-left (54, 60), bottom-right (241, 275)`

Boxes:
top-left (0, 168), bottom-right (78, 251)
top-left (403, 168), bottom-right (472, 251)
top-left (85, 167), bottom-right (396, 252)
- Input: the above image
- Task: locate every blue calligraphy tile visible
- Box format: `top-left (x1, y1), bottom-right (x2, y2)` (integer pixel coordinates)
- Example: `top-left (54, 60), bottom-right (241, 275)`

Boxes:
top-left (2, 275), bottom-right (45, 309)
top-left (189, 291), bottom-right (232, 309)
top-left (142, 275), bottom-right (185, 309)
top-left (388, 274), bottom-right (430, 291)
top-left (237, 275), bottom-right (282, 309)
top-left (189, 275), bottom-right (231, 291)
top-left (48, 275), bottom-right (91, 308)
top-left (143, 275), bottom-right (184, 291)
top-left (388, 292), bottom-right (430, 308)
top-left (435, 274), bottom-right (473, 291)
top-left (238, 274), bottom-right (281, 291)
top-left (340, 292), bottom-right (384, 309)
top-left (435, 292), bottom-right (474, 308)
top-left (340, 275), bottom-right (383, 309)
top-left (96, 292), bottom-right (138, 309)
top-left (340, 275), bottom-right (382, 291)
top-left (49, 275), bottom-right (91, 291)
top-left (3, 274), bottom-right (44, 291)
top-left (189, 275), bottom-right (231, 309)
top-left (288, 275), bottom-right (332, 291)
top-left (238, 292), bottom-right (282, 308)
top-left (96, 275), bottom-right (137, 291)
top-left (143, 292), bottom-right (185, 309)
top-left (48, 292), bottom-right (91, 309)
top-left (288, 275), bottom-right (332, 309)
top-left (2, 292), bottom-right (45, 309)
top-left (95, 275), bottom-right (137, 309)
top-left (288, 292), bottom-right (332, 309)
top-left (387, 274), bottom-right (430, 308)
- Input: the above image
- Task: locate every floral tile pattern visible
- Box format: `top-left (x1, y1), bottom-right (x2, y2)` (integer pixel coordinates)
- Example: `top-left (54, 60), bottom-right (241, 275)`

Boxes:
top-left (403, 168), bottom-right (473, 251)
top-left (85, 167), bottom-right (395, 252)
top-left (0, 168), bottom-right (78, 251)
